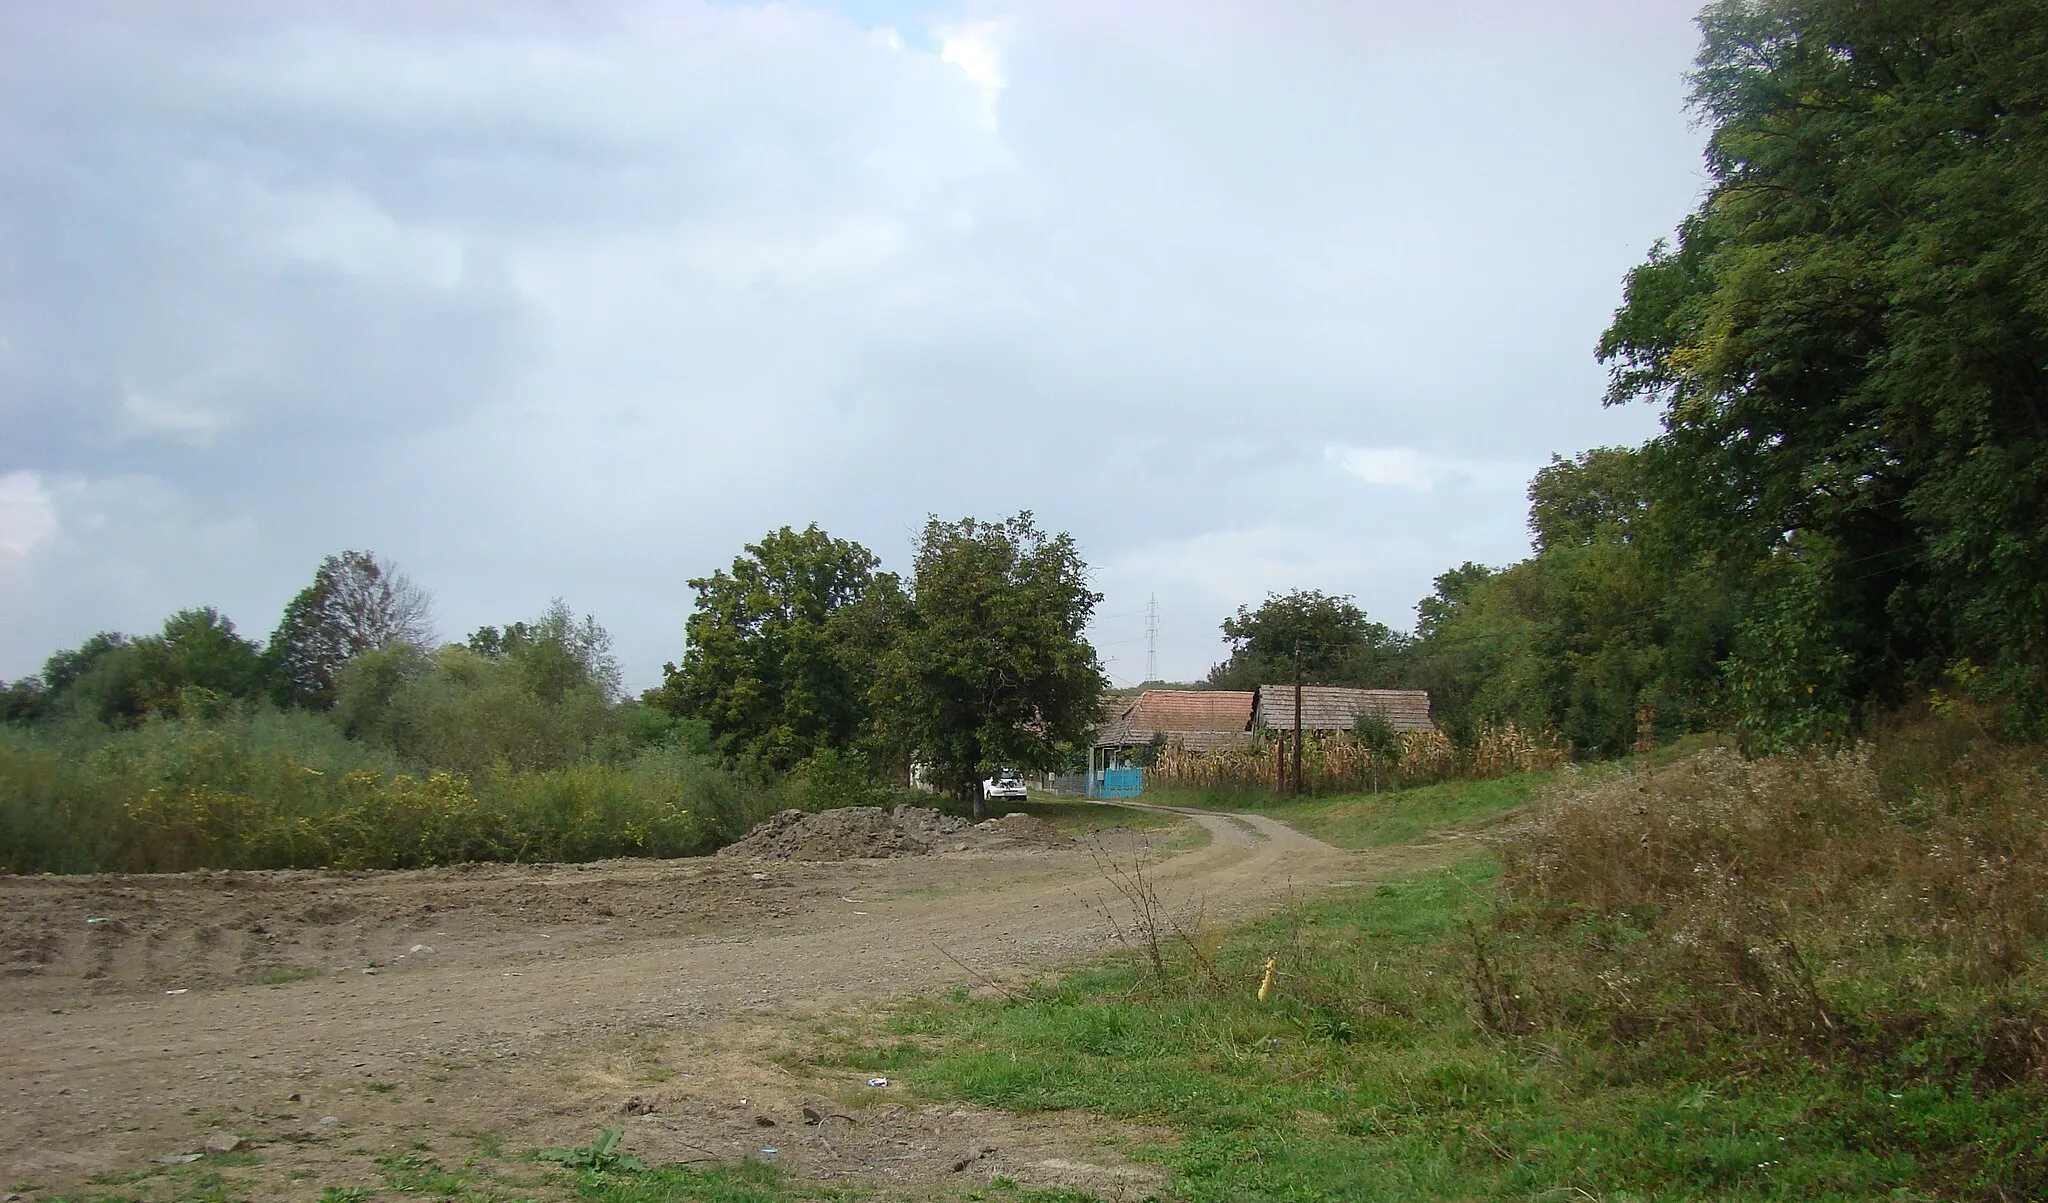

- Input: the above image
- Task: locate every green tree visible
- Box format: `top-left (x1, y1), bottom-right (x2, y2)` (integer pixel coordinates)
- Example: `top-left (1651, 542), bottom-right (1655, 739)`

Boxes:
top-left (1601, 0), bottom-right (2048, 731)
top-left (661, 525), bottom-right (899, 774)
top-left (1405, 447), bottom-right (1742, 754)
top-left (1207, 589), bottom-right (1410, 690)
top-left (471, 600), bottom-right (624, 705)
top-left (129, 607), bottom-right (267, 718)
top-left (269, 551), bottom-right (434, 709)
top-left (876, 513), bottom-right (1105, 818)
top-left (333, 601), bottom-right (628, 774)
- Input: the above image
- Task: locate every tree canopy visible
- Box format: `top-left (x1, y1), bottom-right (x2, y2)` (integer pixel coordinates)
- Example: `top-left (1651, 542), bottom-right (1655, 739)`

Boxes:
top-left (876, 513), bottom-right (1105, 817)
top-left (269, 551), bottom-right (435, 709)
top-left (1206, 589), bottom-right (1411, 691)
top-left (660, 525), bottom-right (899, 774)
top-left (1600, 0), bottom-right (2048, 733)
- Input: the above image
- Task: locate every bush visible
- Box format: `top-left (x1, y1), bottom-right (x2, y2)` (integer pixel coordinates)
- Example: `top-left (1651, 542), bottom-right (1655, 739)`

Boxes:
top-left (1491, 717), bottom-right (2048, 1088)
top-left (0, 711), bottom-right (785, 873)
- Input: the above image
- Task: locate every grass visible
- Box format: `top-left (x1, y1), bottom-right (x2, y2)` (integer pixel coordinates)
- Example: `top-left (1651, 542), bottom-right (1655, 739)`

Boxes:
top-left (793, 726), bottom-right (2048, 1201)
top-left (1243, 772), bottom-right (1550, 849)
top-left (928, 791), bottom-right (1187, 836)
top-left (807, 857), bottom-right (2039, 1200)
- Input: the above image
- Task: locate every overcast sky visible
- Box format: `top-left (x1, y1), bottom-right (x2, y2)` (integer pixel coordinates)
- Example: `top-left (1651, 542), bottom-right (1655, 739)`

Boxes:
top-left (0, 0), bottom-right (1707, 691)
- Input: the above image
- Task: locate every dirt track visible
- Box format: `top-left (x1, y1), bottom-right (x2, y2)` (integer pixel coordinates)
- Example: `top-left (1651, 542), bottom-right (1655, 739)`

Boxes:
top-left (0, 805), bottom-right (1432, 1200)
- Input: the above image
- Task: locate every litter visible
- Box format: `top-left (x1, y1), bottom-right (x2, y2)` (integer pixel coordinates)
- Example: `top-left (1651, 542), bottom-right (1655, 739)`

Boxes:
top-left (154, 1154), bottom-right (202, 1164)
top-left (86, 917), bottom-right (110, 924)
top-left (866, 1078), bottom-right (888, 1088)
top-left (759, 1146), bottom-right (779, 1156)
top-left (165, 988), bottom-right (189, 995)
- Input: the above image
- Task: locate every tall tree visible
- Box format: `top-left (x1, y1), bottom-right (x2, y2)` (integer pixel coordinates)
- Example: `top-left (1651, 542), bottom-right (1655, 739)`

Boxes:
top-left (661, 525), bottom-right (898, 773)
top-left (1601, 0), bottom-right (2048, 734)
top-left (877, 513), bottom-right (1104, 818)
top-left (1207, 589), bottom-right (1410, 690)
top-left (471, 600), bottom-right (624, 704)
top-left (269, 551), bottom-right (434, 709)
top-left (129, 607), bottom-right (266, 717)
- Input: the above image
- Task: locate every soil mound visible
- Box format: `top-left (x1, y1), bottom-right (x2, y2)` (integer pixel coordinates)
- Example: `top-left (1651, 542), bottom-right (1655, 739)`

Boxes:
top-left (721, 806), bottom-right (1074, 861)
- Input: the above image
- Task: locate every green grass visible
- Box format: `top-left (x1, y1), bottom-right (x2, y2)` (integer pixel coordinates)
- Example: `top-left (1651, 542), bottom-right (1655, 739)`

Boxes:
top-left (798, 849), bottom-right (2043, 1201)
top-left (929, 791), bottom-right (1197, 839)
top-left (1250, 772), bottom-right (1551, 849)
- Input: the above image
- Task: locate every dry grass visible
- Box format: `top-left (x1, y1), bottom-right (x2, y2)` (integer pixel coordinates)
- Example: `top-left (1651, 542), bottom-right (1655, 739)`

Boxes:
top-left (1491, 717), bottom-right (2048, 1088)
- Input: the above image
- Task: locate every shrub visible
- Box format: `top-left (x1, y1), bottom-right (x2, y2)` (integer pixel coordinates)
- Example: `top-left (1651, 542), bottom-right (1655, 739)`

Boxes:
top-left (1491, 721), bottom-right (2048, 1087)
top-left (0, 711), bottom-right (781, 873)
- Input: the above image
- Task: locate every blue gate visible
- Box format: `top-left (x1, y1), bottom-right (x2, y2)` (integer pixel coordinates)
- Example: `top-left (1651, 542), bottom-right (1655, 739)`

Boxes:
top-left (1094, 767), bottom-right (1144, 798)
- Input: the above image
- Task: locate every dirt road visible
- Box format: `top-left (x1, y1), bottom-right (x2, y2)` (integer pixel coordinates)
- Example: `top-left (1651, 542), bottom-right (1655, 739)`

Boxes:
top-left (0, 805), bottom-right (1430, 1200)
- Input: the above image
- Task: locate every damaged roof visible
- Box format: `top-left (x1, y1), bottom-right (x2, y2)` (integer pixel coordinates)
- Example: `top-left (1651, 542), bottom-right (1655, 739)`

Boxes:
top-left (1253, 686), bottom-right (1435, 733)
top-left (1095, 689), bottom-right (1255, 751)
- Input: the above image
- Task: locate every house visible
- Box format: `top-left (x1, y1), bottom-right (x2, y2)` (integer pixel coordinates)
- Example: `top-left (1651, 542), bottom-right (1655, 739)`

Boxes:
top-left (1252, 685), bottom-right (1435, 735)
top-left (1093, 689), bottom-right (1256, 762)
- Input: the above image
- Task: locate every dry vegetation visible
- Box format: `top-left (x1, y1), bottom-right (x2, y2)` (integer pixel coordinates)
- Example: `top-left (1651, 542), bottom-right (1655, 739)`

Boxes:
top-left (1150, 719), bottom-right (1568, 795)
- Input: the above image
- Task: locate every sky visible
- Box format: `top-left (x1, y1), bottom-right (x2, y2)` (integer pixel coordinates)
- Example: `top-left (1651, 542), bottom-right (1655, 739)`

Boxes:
top-left (0, 0), bottom-right (1709, 692)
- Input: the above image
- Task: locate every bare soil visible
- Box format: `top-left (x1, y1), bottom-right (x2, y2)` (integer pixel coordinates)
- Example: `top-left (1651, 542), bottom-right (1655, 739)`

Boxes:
top-left (0, 803), bottom-right (1460, 1201)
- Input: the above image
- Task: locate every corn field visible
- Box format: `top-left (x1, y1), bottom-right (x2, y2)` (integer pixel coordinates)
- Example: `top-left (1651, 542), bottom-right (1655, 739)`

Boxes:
top-left (1151, 721), bottom-right (1567, 794)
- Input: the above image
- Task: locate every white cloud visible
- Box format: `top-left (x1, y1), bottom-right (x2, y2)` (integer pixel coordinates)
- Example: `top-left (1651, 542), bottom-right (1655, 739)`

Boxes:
top-left (0, 0), bottom-right (1702, 679)
top-left (938, 19), bottom-right (1006, 119)
top-left (1325, 445), bottom-right (1531, 493)
top-left (0, 471), bottom-right (57, 563)
top-left (120, 385), bottom-right (235, 447)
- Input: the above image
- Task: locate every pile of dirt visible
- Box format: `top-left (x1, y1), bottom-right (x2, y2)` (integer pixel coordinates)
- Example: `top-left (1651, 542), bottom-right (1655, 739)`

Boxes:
top-left (975, 811), bottom-right (1074, 848)
top-left (720, 806), bottom-right (1074, 861)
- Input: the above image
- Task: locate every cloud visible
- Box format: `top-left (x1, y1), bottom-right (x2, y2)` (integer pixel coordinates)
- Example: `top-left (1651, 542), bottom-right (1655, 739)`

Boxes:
top-left (0, 0), bottom-right (1702, 682)
top-left (1324, 445), bottom-right (1532, 493)
top-left (939, 19), bottom-right (1006, 117)
top-left (0, 471), bottom-right (57, 563)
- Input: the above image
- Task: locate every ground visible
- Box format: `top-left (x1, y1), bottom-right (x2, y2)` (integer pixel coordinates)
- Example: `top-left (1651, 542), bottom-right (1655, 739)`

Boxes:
top-left (0, 801), bottom-right (1476, 1202)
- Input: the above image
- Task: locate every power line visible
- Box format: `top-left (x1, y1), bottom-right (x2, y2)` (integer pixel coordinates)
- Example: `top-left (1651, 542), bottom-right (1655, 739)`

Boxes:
top-left (1145, 594), bottom-right (1159, 684)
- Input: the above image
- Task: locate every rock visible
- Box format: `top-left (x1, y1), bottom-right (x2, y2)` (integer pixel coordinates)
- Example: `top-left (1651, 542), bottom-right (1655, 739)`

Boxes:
top-left (318, 1115), bottom-right (342, 1126)
top-left (154, 1154), bottom-right (203, 1165)
top-left (801, 1106), bottom-right (822, 1125)
top-left (753, 1115), bottom-right (777, 1127)
top-left (620, 1096), bottom-right (654, 1115)
top-left (203, 1132), bottom-right (243, 1154)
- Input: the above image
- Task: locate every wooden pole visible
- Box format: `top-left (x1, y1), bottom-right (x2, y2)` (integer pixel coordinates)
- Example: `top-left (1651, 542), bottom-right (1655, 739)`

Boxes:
top-left (1292, 645), bottom-right (1304, 797)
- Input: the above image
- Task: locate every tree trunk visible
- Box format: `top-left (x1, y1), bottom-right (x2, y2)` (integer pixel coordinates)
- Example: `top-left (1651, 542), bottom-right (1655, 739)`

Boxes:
top-left (970, 778), bottom-right (985, 821)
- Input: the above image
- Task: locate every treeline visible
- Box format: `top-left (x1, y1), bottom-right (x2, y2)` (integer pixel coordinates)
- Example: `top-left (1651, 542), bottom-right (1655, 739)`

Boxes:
top-left (1212, 0), bottom-right (2048, 756)
top-left (0, 551), bottom-right (751, 873)
top-left (0, 514), bottom-right (1109, 873)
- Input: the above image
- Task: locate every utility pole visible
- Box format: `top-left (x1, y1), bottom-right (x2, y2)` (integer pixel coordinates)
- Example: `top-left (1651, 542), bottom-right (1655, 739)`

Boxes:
top-left (1292, 643), bottom-right (1304, 798)
top-left (1144, 594), bottom-right (1159, 684)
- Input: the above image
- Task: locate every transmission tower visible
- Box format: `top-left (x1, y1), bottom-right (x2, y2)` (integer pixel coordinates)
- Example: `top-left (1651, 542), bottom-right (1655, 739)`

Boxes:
top-left (1145, 594), bottom-right (1159, 684)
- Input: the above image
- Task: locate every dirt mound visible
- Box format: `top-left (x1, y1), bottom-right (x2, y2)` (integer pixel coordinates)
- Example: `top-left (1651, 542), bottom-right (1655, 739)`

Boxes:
top-left (977, 812), bottom-right (1075, 849)
top-left (720, 806), bottom-right (1074, 861)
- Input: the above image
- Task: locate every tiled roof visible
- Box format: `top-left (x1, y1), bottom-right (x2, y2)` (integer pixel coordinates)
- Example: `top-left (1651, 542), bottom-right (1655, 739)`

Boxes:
top-left (1254, 686), bottom-right (1435, 733)
top-left (1095, 689), bottom-right (1255, 751)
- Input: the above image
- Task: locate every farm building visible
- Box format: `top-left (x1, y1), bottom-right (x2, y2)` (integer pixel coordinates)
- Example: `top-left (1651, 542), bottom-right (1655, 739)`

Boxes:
top-left (1253, 685), bottom-right (1435, 735)
top-left (1093, 689), bottom-right (1256, 761)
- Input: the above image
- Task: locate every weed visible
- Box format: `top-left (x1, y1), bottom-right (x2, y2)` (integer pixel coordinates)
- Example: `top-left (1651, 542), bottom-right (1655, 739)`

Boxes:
top-left (262, 971), bottom-right (312, 987)
top-left (537, 1129), bottom-right (646, 1174)
top-left (319, 1188), bottom-right (371, 1203)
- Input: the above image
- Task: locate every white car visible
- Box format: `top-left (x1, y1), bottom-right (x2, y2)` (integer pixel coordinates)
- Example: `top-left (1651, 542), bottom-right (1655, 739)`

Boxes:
top-left (983, 770), bottom-right (1027, 801)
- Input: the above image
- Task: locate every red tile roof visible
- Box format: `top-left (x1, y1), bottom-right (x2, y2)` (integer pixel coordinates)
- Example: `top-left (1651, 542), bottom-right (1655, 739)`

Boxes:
top-left (1095, 689), bottom-right (1255, 751)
